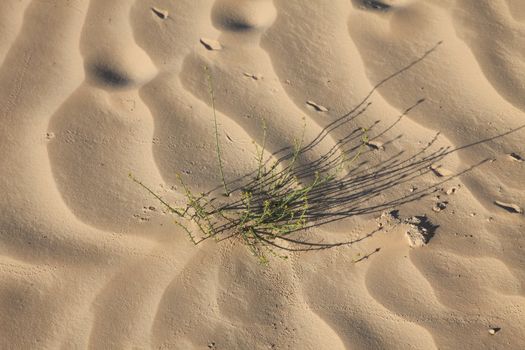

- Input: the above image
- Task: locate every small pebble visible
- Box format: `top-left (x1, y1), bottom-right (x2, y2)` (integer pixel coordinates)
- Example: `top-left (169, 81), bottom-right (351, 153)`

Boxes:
top-left (151, 7), bottom-right (168, 20)
top-left (367, 140), bottom-right (384, 150)
top-left (494, 200), bottom-right (523, 214)
top-left (243, 72), bottom-right (263, 80)
top-left (445, 187), bottom-right (457, 195)
top-left (306, 100), bottom-right (328, 112)
top-left (507, 152), bottom-right (523, 162)
top-left (430, 164), bottom-right (454, 177)
top-left (488, 327), bottom-right (501, 335)
top-left (200, 38), bottom-right (222, 50)
top-left (432, 202), bottom-right (448, 212)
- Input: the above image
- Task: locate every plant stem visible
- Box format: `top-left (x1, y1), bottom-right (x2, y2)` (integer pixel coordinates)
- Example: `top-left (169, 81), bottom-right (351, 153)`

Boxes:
top-left (205, 66), bottom-right (230, 196)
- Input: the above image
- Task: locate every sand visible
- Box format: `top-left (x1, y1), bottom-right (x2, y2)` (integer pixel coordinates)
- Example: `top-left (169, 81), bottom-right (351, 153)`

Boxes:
top-left (0, 0), bottom-right (524, 349)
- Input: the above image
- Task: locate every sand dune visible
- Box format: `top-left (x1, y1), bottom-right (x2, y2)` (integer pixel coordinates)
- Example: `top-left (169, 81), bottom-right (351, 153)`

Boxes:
top-left (0, 0), bottom-right (524, 349)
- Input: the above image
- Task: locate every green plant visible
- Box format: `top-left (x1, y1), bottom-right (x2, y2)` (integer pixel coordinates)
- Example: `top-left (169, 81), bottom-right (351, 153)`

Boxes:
top-left (131, 67), bottom-right (370, 264)
top-left (205, 65), bottom-right (230, 196)
top-left (129, 42), bottom-right (459, 263)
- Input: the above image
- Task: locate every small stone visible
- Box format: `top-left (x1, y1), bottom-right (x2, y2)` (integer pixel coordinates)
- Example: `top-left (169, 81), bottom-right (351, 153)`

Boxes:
top-left (430, 164), bottom-right (454, 177)
top-left (403, 216), bottom-right (436, 248)
top-left (445, 187), bottom-right (457, 195)
top-left (306, 100), bottom-right (328, 112)
top-left (200, 38), bottom-right (222, 51)
top-left (488, 327), bottom-right (501, 335)
top-left (151, 7), bottom-right (168, 20)
top-left (243, 72), bottom-right (263, 80)
top-left (405, 226), bottom-right (426, 247)
top-left (507, 152), bottom-right (523, 162)
top-left (432, 201), bottom-right (448, 212)
top-left (366, 140), bottom-right (384, 150)
top-left (494, 200), bottom-right (523, 214)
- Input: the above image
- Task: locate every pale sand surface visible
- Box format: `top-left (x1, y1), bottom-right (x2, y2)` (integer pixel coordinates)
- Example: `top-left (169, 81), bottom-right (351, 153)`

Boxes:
top-left (1, 0), bottom-right (524, 349)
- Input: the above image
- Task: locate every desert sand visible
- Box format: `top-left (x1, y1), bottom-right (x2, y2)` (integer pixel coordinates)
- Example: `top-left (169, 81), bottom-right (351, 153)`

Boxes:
top-left (0, 0), bottom-right (524, 349)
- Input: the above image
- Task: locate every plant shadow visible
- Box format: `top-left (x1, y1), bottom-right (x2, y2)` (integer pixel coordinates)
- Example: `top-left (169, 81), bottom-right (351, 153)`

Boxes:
top-left (133, 41), bottom-right (525, 262)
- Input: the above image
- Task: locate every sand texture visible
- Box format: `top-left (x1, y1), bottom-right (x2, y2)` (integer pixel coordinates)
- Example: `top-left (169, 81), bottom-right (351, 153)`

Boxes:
top-left (1, 0), bottom-right (524, 349)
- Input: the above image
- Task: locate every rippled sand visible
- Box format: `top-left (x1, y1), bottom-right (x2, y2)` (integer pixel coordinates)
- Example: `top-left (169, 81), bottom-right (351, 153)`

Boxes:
top-left (0, 0), bottom-right (524, 348)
